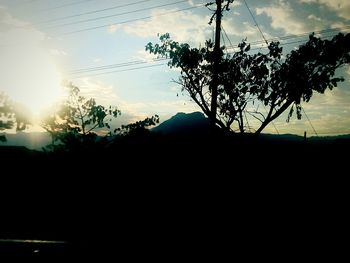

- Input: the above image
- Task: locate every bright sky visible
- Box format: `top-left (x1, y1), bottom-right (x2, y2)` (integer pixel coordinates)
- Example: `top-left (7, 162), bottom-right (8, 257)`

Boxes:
top-left (0, 0), bottom-right (349, 135)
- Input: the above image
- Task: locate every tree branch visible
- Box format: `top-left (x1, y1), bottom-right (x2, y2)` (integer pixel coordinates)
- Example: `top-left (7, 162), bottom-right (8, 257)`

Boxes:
top-left (86, 123), bottom-right (100, 134)
top-left (256, 100), bottom-right (293, 134)
top-left (246, 110), bottom-right (265, 123)
top-left (182, 67), bottom-right (211, 114)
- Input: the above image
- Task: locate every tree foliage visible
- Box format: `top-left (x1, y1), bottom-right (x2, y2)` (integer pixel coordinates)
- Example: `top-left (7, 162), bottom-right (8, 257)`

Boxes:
top-left (115, 115), bottom-right (159, 137)
top-left (42, 83), bottom-right (160, 151)
top-left (42, 83), bottom-right (121, 150)
top-left (146, 32), bottom-right (350, 134)
top-left (0, 92), bottom-right (28, 141)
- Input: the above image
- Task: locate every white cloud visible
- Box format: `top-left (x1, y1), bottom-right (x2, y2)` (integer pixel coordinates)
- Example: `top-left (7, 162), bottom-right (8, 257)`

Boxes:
top-left (299, 0), bottom-right (317, 3)
top-left (187, 0), bottom-right (195, 6)
top-left (120, 8), bottom-right (212, 45)
top-left (49, 49), bottom-right (67, 57)
top-left (69, 78), bottom-right (199, 126)
top-left (248, 84), bottom-right (350, 135)
top-left (108, 24), bottom-right (121, 34)
top-left (300, 0), bottom-right (350, 20)
top-left (0, 6), bottom-right (29, 30)
top-left (331, 21), bottom-right (350, 32)
top-left (73, 78), bottom-right (119, 106)
top-left (230, 1), bottom-right (242, 8)
top-left (133, 49), bottom-right (158, 62)
top-left (256, 1), bottom-right (307, 35)
top-left (283, 88), bottom-right (350, 135)
top-left (222, 19), bottom-right (257, 37)
top-left (221, 19), bottom-right (273, 49)
top-left (322, 0), bottom-right (350, 19)
top-left (69, 78), bottom-right (147, 125)
top-left (308, 14), bottom-right (322, 21)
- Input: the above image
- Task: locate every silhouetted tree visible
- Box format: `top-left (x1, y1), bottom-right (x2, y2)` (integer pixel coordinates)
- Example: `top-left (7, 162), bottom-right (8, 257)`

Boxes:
top-left (42, 83), bottom-right (120, 150)
top-left (0, 92), bottom-right (28, 141)
top-left (115, 115), bottom-right (159, 137)
top-left (206, 0), bottom-right (235, 130)
top-left (146, 32), bottom-right (350, 134)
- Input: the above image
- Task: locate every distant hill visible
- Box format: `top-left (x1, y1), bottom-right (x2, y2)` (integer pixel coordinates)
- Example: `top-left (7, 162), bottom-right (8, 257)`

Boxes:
top-left (152, 111), bottom-right (350, 142)
top-left (1, 114), bottom-right (349, 150)
top-left (0, 132), bottom-right (51, 150)
top-left (152, 112), bottom-right (210, 135)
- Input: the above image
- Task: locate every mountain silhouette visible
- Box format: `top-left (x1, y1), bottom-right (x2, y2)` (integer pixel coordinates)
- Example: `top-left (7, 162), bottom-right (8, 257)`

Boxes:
top-left (151, 112), bottom-right (210, 135)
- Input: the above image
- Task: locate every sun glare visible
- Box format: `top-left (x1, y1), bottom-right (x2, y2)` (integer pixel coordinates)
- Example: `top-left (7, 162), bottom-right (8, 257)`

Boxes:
top-left (22, 65), bottom-right (63, 115)
top-left (0, 44), bottom-right (63, 119)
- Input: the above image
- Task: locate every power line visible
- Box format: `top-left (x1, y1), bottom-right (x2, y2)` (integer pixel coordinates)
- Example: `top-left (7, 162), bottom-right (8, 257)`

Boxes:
top-left (68, 33), bottom-right (345, 74)
top-left (13, 0), bottom-right (43, 5)
top-left (242, 0), bottom-right (268, 45)
top-left (225, 26), bottom-right (350, 50)
top-left (60, 4), bottom-right (204, 36)
top-left (69, 58), bottom-right (167, 74)
top-left (22, 0), bottom-right (43, 4)
top-left (222, 24), bottom-right (255, 133)
top-left (38, 0), bottom-right (95, 13)
top-left (65, 28), bottom-right (347, 78)
top-left (221, 25), bottom-right (233, 47)
top-left (220, 30), bottom-right (227, 49)
top-left (38, 0), bottom-right (151, 24)
top-left (68, 63), bottom-right (166, 79)
top-left (301, 106), bottom-right (318, 136)
top-left (243, 111), bottom-right (251, 132)
top-left (45, 0), bottom-right (190, 29)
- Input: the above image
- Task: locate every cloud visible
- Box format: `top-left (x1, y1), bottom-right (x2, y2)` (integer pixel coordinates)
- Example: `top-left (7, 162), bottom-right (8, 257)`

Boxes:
top-left (0, 6), bottom-right (28, 30)
top-left (308, 14), bottom-right (322, 21)
top-left (70, 78), bottom-right (147, 126)
top-left (120, 8), bottom-right (213, 45)
top-left (108, 24), bottom-right (121, 34)
top-left (72, 78), bottom-right (119, 106)
top-left (228, 1), bottom-right (242, 8)
top-left (0, 7), bottom-right (47, 45)
top-left (300, 0), bottom-right (350, 20)
top-left (331, 21), bottom-right (350, 32)
top-left (221, 18), bottom-right (273, 50)
top-left (70, 78), bottom-right (199, 126)
top-left (256, 1), bottom-right (308, 35)
top-left (49, 49), bottom-right (67, 57)
top-left (299, 0), bottom-right (317, 2)
top-left (298, 0), bottom-right (317, 3)
top-left (272, 88), bottom-right (350, 135)
top-left (187, 0), bottom-right (195, 6)
top-left (133, 49), bottom-right (158, 62)
top-left (222, 19), bottom-right (257, 38)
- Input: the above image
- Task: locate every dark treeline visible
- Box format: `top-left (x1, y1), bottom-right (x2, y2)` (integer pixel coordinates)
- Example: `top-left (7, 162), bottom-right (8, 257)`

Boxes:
top-left (1, 129), bottom-right (348, 260)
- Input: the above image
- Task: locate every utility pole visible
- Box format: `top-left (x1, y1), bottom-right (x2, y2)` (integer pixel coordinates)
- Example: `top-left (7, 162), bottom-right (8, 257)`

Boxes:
top-left (210, 0), bottom-right (222, 132)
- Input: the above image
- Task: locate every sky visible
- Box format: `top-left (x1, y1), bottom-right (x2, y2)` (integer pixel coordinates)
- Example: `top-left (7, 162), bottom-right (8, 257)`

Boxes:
top-left (0, 0), bottom-right (349, 136)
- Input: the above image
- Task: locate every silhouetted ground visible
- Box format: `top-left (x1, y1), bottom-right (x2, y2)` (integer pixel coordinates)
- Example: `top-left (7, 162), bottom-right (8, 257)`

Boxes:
top-left (0, 133), bottom-right (347, 260)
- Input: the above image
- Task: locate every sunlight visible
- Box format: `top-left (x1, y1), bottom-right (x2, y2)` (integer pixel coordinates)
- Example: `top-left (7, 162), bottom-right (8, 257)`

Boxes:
top-left (0, 44), bottom-right (63, 118)
top-left (24, 66), bottom-right (62, 115)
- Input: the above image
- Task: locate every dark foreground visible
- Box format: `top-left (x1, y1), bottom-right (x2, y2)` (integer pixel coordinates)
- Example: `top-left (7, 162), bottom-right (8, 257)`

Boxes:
top-left (0, 133), bottom-right (348, 260)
